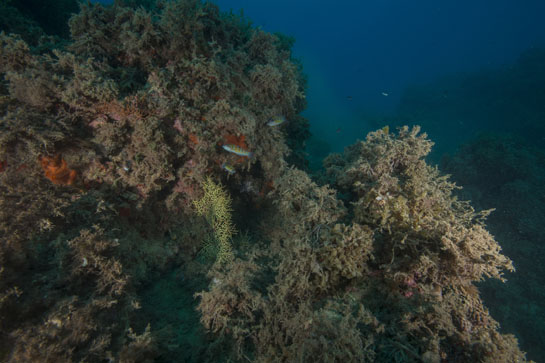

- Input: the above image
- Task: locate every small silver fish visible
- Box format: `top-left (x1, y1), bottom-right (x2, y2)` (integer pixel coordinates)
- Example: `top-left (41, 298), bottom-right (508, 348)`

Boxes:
top-left (221, 162), bottom-right (236, 175)
top-left (266, 115), bottom-right (287, 127)
top-left (222, 144), bottom-right (253, 157)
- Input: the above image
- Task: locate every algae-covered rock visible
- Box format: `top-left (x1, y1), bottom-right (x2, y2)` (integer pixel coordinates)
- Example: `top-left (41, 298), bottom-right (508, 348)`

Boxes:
top-left (0, 0), bottom-right (528, 361)
top-left (195, 127), bottom-right (526, 362)
top-left (0, 0), bottom-right (308, 360)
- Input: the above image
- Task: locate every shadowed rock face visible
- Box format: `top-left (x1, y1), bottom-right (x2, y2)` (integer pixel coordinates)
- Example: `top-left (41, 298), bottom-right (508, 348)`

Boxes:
top-left (1, 0), bottom-right (79, 40)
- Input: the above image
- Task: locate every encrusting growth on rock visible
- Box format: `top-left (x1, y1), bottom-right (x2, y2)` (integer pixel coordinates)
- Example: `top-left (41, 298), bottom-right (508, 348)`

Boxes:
top-left (40, 155), bottom-right (77, 185)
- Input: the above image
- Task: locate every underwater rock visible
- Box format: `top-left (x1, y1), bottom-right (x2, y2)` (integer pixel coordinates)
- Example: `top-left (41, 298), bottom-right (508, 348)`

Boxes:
top-left (0, 0), bottom-right (529, 361)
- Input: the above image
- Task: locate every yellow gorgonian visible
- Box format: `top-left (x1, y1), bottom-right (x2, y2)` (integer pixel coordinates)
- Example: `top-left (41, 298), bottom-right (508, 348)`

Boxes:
top-left (193, 177), bottom-right (235, 265)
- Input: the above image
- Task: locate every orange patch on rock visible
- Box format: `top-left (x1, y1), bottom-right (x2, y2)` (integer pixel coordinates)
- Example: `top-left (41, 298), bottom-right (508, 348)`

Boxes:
top-left (188, 133), bottom-right (199, 145)
top-left (0, 160), bottom-right (6, 172)
top-left (223, 134), bottom-right (248, 149)
top-left (40, 155), bottom-right (77, 185)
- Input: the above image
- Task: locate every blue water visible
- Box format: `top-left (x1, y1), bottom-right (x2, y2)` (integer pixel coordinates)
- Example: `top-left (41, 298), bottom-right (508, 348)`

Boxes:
top-left (93, 0), bottom-right (545, 155)
top-left (211, 0), bottom-right (545, 155)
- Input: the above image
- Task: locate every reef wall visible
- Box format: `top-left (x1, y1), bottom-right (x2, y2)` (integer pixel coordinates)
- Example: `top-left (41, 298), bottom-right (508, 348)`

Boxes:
top-left (0, 0), bottom-right (528, 362)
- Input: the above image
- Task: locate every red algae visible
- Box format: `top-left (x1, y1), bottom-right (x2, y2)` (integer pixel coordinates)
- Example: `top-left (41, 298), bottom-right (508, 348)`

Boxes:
top-left (223, 134), bottom-right (248, 149)
top-left (188, 133), bottom-right (199, 145)
top-left (40, 155), bottom-right (77, 185)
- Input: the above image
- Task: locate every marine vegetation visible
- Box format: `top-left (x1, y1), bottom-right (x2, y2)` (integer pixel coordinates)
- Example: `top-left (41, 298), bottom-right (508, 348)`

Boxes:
top-left (0, 0), bottom-right (528, 361)
top-left (193, 177), bottom-right (235, 265)
top-left (197, 126), bottom-right (524, 362)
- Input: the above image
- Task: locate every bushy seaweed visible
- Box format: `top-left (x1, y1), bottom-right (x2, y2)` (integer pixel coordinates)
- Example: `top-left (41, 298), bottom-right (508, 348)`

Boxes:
top-left (196, 127), bottom-right (525, 362)
top-left (0, 0), bottom-right (528, 361)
